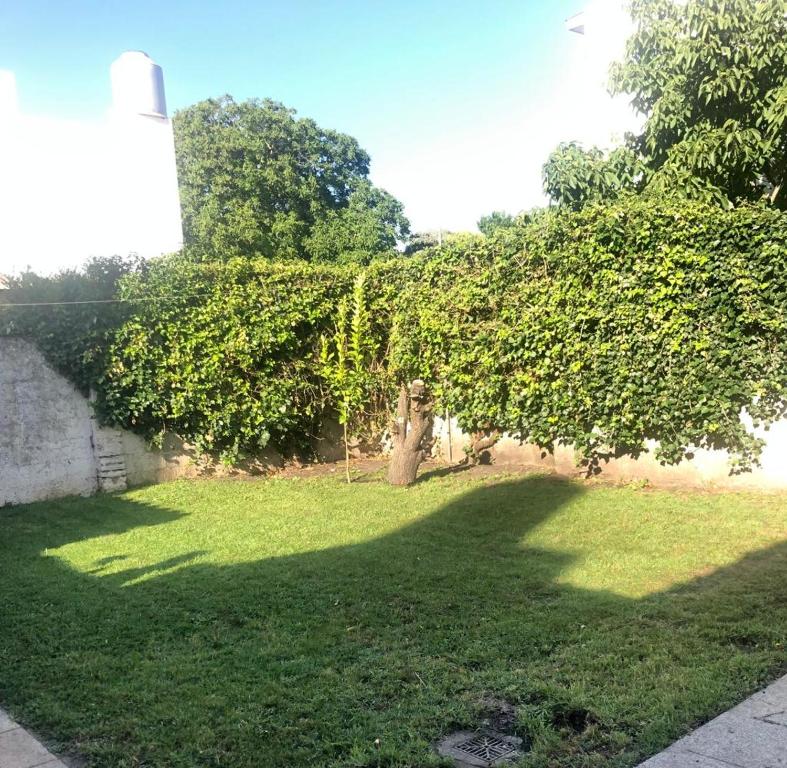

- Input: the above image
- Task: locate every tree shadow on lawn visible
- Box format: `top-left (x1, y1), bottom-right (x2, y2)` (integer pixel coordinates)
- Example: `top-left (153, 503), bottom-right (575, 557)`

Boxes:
top-left (0, 477), bottom-right (785, 768)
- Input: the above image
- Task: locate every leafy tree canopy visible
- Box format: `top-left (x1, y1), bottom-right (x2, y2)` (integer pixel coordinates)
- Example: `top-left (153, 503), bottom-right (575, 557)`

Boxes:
top-left (542, 143), bottom-right (644, 211)
top-left (477, 211), bottom-right (517, 236)
top-left (402, 232), bottom-right (445, 255)
top-left (545, 0), bottom-right (787, 209)
top-left (304, 181), bottom-right (409, 265)
top-left (174, 96), bottom-right (410, 262)
top-left (402, 231), bottom-right (483, 256)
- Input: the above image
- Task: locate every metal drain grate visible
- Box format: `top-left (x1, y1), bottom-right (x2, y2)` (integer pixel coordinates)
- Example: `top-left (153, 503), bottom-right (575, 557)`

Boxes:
top-left (454, 733), bottom-right (516, 760)
top-left (436, 730), bottom-right (524, 767)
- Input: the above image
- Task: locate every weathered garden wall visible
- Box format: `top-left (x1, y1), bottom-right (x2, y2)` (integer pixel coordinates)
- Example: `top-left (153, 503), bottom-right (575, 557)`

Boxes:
top-left (0, 338), bottom-right (281, 506)
top-left (431, 416), bottom-right (787, 490)
top-left (1, 338), bottom-right (99, 504)
top-left (2, 336), bottom-right (785, 505)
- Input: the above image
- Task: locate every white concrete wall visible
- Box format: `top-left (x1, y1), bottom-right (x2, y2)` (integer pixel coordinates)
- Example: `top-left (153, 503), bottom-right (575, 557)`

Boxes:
top-left (0, 338), bottom-right (195, 506)
top-left (2, 335), bottom-right (784, 505)
top-left (0, 338), bottom-right (282, 506)
top-left (0, 338), bottom-right (99, 505)
top-left (432, 414), bottom-right (787, 490)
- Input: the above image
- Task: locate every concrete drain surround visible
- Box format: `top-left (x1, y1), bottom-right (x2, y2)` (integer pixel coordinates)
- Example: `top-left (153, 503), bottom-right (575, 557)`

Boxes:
top-left (437, 730), bottom-right (525, 767)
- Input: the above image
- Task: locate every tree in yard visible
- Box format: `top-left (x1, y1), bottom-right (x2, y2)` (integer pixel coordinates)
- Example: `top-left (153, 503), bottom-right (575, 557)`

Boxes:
top-left (304, 180), bottom-right (410, 264)
top-left (401, 230), bottom-right (484, 256)
top-left (477, 211), bottom-right (516, 237)
top-left (544, 0), bottom-right (787, 209)
top-left (388, 379), bottom-right (435, 486)
top-left (402, 231), bottom-right (445, 255)
top-left (319, 273), bottom-right (374, 482)
top-left (611, 0), bottom-right (787, 208)
top-left (174, 96), bottom-right (410, 260)
top-left (542, 142), bottom-right (644, 210)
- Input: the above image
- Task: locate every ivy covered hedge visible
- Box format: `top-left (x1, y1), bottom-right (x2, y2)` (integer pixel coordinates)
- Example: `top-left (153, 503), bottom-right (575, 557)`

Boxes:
top-left (3, 198), bottom-right (786, 471)
top-left (392, 200), bottom-right (787, 471)
top-left (103, 257), bottom-right (356, 461)
top-left (0, 257), bottom-right (136, 394)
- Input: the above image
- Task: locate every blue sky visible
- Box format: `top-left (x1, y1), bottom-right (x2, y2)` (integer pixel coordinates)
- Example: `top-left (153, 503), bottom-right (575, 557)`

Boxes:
top-left (0, 0), bottom-right (636, 235)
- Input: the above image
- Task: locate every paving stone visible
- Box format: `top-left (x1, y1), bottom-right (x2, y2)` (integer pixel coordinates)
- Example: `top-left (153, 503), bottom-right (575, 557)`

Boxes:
top-left (638, 751), bottom-right (743, 768)
top-left (757, 709), bottom-right (787, 728)
top-left (762, 676), bottom-right (787, 705)
top-left (637, 673), bottom-right (787, 768)
top-left (732, 690), bottom-right (787, 721)
top-left (0, 710), bottom-right (16, 735)
top-left (0, 727), bottom-right (57, 768)
top-left (663, 712), bottom-right (787, 768)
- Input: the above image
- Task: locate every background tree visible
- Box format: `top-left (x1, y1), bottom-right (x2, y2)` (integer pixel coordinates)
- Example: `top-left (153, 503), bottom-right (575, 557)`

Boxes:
top-left (610, 0), bottom-right (787, 209)
top-left (612, 0), bottom-right (787, 208)
top-left (174, 96), bottom-right (410, 260)
top-left (401, 230), bottom-right (483, 255)
top-left (543, 143), bottom-right (643, 209)
top-left (402, 231), bottom-right (445, 255)
top-left (304, 180), bottom-right (409, 264)
top-left (544, 0), bottom-right (787, 209)
top-left (477, 211), bottom-right (516, 236)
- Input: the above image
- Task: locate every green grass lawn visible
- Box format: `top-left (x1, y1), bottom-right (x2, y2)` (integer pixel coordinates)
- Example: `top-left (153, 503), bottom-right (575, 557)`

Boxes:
top-left (1, 468), bottom-right (785, 767)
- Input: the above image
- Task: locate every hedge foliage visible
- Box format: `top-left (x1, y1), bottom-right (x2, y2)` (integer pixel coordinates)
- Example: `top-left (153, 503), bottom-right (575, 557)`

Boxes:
top-left (0, 257), bottom-right (136, 394)
top-left (392, 199), bottom-right (787, 470)
top-left (3, 198), bottom-right (786, 471)
top-left (103, 257), bottom-right (355, 461)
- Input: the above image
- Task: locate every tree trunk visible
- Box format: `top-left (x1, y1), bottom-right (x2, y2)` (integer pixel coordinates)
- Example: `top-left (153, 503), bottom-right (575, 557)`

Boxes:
top-left (388, 380), bottom-right (434, 486)
top-left (468, 429), bottom-right (501, 465)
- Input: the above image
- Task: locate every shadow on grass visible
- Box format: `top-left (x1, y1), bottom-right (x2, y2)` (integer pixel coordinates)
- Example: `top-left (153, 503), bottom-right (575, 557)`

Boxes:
top-left (0, 476), bottom-right (785, 768)
top-left (414, 461), bottom-right (474, 484)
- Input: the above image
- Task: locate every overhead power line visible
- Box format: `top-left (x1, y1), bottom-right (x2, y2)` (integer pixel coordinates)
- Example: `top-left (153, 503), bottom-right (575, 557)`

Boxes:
top-left (0, 294), bottom-right (209, 308)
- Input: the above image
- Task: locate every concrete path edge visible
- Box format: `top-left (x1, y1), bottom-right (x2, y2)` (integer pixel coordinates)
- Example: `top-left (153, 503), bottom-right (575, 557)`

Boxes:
top-left (0, 709), bottom-right (67, 768)
top-left (637, 673), bottom-right (787, 768)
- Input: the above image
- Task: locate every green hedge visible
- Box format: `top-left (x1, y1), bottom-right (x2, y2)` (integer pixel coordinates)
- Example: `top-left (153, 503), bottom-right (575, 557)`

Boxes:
top-left (392, 199), bottom-right (787, 470)
top-left (101, 257), bottom-right (356, 461)
top-left (4, 198), bottom-right (786, 471)
top-left (0, 257), bottom-right (137, 394)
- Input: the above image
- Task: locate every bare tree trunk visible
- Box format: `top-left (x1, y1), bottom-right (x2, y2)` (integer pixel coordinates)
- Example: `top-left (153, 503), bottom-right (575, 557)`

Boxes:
top-left (468, 429), bottom-right (501, 465)
top-left (388, 380), bottom-right (434, 486)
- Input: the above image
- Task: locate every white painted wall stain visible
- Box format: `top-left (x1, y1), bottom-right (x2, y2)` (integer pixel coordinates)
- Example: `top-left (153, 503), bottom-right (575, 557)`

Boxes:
top-left (430, 414), bottom-right (787, 491)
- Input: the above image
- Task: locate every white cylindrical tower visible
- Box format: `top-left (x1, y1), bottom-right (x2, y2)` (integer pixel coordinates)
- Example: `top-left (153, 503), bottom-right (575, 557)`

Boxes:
top-left (107, 50), bottom-right (183, 256)
top-left (110, 51), bottom-right (167, 118)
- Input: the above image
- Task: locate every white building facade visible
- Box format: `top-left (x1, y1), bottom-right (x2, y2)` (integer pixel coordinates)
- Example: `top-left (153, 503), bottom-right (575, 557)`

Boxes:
top-left (0, 52), bottom-right (183, 276)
